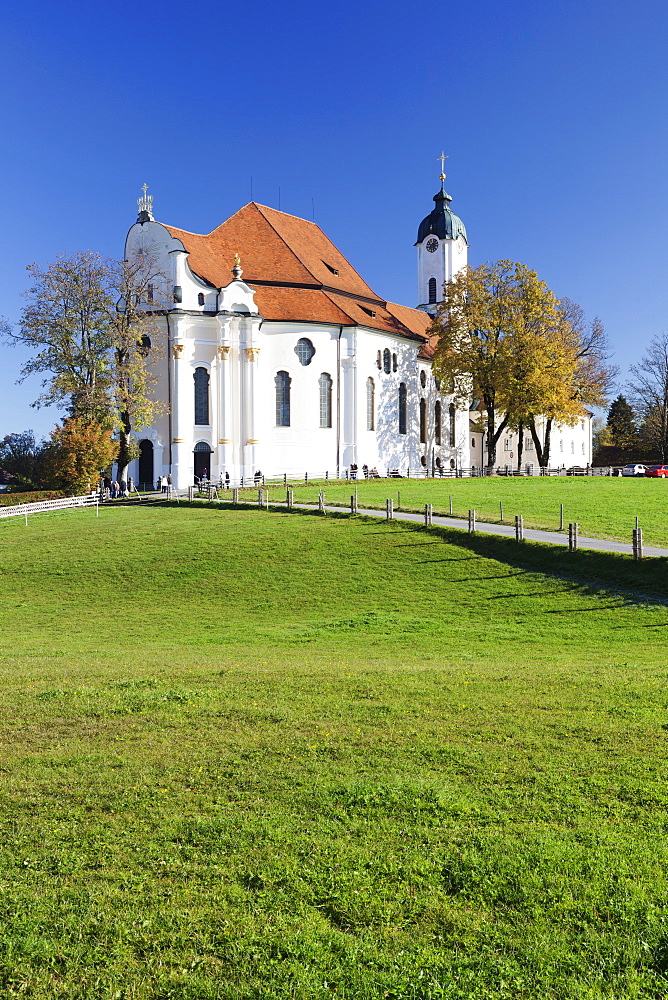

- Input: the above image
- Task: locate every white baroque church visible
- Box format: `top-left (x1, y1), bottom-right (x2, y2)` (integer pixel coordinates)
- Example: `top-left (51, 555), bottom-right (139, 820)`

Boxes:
top-left (124, 175), bottom-right (592, 488)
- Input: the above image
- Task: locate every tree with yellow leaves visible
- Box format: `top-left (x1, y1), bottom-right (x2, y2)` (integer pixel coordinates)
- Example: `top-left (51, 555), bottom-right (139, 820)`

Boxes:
top-left (40, 417), bottom-right (117, 494)
top-left (429, 262), bottom-right (613, 469)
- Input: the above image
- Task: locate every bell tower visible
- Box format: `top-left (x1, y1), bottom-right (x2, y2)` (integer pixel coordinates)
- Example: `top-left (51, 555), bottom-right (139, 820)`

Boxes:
top-left (416, 154), bottom-right (468, 314)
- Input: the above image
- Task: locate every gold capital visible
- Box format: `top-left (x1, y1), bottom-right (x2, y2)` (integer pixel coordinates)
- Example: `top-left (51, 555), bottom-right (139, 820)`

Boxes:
top-left (245, 347), bottom-right (260, 361)
top-left (172, 343), bottom-right (184, 359)
top-left (218, 345), bottom-right (230, 360)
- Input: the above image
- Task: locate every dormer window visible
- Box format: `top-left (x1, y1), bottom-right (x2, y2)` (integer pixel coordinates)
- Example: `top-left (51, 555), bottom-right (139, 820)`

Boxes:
top-left (360, 305), bottom-right (376, 318)
top-left (322, 261), bottom-right (339, 276)
top-left (198, 293), bottom-right (205, 306)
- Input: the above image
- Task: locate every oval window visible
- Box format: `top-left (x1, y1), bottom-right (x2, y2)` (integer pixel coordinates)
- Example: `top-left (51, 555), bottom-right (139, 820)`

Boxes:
top-left (295, 338), bottom-right (315, 366)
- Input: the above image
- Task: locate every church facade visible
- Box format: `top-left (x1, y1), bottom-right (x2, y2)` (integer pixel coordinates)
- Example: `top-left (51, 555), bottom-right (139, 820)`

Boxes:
top-left (124, 179), bottom-right (591, 488)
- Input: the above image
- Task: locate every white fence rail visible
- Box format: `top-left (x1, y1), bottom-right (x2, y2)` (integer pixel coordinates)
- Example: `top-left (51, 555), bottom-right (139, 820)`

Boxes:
top-left (0, 494), bottom-right (99, 519)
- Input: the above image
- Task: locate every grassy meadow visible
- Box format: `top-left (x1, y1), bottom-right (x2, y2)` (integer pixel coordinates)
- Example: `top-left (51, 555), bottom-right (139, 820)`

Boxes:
top-left (1, 501), bottom-right (668, 998)
top-left (230, 476), bottom-right (668, 548)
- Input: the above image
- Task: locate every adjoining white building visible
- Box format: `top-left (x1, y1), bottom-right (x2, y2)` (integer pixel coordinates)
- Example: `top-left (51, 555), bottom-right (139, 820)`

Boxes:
top-left (123, 175), bottom-right (591, 488)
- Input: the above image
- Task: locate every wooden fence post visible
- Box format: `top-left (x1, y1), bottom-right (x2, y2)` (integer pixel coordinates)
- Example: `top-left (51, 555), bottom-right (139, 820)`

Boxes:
top-left (633, 526), bottom-right (643, 560)
top-left (350, 494), bottom-right (357, 514)
top-left (233, 487), bottom-right (239, 504)
top-left (386, 498), bottom-right (393, 520)
top-left (515, 514), bottom-right (523, 541)
top-left (468, 509), bottom-right (476, 533)
top-left (568, 522), bottom-right (579, 552)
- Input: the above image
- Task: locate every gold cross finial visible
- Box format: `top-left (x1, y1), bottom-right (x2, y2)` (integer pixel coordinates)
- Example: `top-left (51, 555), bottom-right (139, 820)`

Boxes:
top-left (438, 150), bottom-right (448, 182)
top-left (137, 183), bottom-right (154, 220)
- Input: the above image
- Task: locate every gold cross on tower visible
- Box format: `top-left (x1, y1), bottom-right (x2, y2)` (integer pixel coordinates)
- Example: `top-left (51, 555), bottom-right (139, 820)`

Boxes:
top-left (438, 150), bottom-right (448, 181)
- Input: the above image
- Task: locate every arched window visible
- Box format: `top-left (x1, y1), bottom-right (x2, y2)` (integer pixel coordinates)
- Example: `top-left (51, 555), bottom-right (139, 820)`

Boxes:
top-left (295, 338), bottom-right (315, 366)
top-left (420, 369), bottom-right (426, 388)
top-left (435, 400), bottom-right (442, 445)
top-left (398, 383), bottom-right (407, 435)
top-left (428, 278), bottom-right (437, 304)
top-left (376, 350), bottom-right (382, 370)
top-left (197, 292), bottom-right (205, 306)
top-left (449, 403), bottom-right (456, 447)
top-left (194, 367), bottom-right (210, 425)
top-left (275, 371), bottom-right (291, 426)
top-left (419, 398), bottom-right (426, 443)
top-left (366, 377), bottom-right (375, 430)
top-left (319, 373), bottom-right (332, 428)
top-left (392, 353), bottom-right (398, 372)
top-left (383, 348), bottom-right (391, 374)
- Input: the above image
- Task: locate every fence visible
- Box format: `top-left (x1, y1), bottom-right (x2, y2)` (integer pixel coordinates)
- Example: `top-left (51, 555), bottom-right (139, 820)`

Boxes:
top-left (183, 486), bottom-right (652, 559)
top-left (190, 464), bottom-right (615, 492)
top-left (0, 493), bottom-right (99, 521)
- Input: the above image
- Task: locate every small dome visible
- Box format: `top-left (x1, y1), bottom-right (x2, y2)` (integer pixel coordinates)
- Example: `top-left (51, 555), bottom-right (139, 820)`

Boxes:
top-left (416, 186), bottom-right (467, 244)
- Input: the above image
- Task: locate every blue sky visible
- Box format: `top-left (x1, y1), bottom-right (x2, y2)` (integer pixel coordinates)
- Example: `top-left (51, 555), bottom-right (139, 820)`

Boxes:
top-left (1, 0), bottom-right (667, 439)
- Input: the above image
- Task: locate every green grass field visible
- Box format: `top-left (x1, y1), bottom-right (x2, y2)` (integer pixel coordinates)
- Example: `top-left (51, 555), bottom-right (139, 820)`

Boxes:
top-left (230, 476), bottom-right (668, 548)
top-left (1, 502), bottom-right (668, 998)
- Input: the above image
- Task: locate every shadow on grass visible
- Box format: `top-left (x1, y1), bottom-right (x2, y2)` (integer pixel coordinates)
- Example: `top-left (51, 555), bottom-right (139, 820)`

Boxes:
top-left (166, 498), bottom-right (668, 608)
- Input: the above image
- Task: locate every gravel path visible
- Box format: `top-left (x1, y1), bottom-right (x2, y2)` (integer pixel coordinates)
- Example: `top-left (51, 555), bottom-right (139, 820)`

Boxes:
top-left (306, 504), bottom-right (668, 558)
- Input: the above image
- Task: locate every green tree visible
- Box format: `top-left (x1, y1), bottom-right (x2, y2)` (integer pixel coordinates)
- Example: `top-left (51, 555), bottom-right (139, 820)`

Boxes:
top-left (0, 430), bottom-right (43, 486)
top-left (10, 253), bottom-right (114, 420)
top-left (606, 395), bottom-right (636, 450)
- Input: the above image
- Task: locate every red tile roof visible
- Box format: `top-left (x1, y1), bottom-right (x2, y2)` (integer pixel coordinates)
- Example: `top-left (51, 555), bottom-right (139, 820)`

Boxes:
top-left (163, 203), bottom-right (429, 342)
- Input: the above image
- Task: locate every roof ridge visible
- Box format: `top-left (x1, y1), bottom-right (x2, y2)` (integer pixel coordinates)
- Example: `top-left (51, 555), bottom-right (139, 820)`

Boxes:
top-left (252, 202), bottom-right (323, 227)
top-left (254, 204), bottom-right (382, 300)
top-left (251, 203), bottom-right (323, 286)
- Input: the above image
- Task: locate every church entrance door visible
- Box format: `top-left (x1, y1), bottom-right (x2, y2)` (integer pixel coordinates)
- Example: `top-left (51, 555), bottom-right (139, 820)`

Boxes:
top-left (138, 440), bottom-right (154, 489)
top-left (193, 442), bottom-right (212, 483)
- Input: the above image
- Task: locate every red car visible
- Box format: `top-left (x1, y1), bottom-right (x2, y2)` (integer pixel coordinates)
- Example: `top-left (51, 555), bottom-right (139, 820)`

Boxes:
top-left (644, 465), bottom-right (668, 478)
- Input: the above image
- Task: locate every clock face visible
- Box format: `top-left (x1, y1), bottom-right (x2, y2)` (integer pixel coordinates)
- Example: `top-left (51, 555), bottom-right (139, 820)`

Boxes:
top-left (426, 238), bottom-right (439, 253)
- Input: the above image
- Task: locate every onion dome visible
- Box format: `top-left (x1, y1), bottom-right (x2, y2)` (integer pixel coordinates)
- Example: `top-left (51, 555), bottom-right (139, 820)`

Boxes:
top-left (416, 183), bottom-right (467, 244)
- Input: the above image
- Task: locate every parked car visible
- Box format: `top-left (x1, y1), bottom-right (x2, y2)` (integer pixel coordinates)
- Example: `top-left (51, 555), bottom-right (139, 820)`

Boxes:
top-left (621, 464), bottom-right (647, 476)
top-left (644, 465), bottom-right (668, 478)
